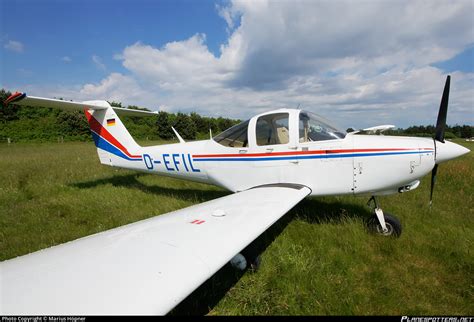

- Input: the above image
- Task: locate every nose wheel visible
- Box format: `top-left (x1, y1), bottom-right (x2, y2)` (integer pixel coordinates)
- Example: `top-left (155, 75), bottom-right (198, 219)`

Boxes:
top-left (366, 196), bottom-right (402, 237)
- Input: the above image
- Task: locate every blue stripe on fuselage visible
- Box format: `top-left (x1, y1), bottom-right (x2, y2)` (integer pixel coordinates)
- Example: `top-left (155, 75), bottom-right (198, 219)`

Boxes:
top-left (193, 150), bottom-right (433, 162)
top-left (91, 131), bottom-right (142, 161)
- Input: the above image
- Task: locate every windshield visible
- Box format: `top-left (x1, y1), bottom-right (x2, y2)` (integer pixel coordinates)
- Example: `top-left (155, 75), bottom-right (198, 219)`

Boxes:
top-left (299, 111), bottom-right (346, 142)
top-left (213, 119), bottom-right (249, 147)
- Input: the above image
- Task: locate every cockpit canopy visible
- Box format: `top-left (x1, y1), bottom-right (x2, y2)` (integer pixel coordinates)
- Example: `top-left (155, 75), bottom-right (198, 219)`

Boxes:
top-left (213, 110), bottom-right (345, 148)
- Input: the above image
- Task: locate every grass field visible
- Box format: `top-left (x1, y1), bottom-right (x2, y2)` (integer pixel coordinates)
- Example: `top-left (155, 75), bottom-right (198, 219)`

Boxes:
top-left (0, 140), bottom-right (472, 315)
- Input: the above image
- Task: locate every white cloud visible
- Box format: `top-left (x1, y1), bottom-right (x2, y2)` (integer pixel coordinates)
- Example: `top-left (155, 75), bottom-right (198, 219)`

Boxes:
top-left (79, 73), bottom-right (153, 104)
top-left (61, 56), bottom-right (72, 63)
top-left (47, 0), bottom-right (473, 128)
top-left (4, 40), bottom-right (24, 53)
top-left (120, 34), bottom-right (230, 90)
top-left (92, 55), bottom-right (106, 71)
top-left (218, 0), bottom-right (473, 90)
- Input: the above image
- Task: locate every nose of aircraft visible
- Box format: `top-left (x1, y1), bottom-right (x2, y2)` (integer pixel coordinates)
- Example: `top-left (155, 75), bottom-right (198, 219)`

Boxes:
top-left (435, 140), bottom-right (470, 164)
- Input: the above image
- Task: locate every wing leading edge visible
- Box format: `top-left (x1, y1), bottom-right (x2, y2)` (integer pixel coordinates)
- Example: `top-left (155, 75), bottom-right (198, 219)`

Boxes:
top-left (0, 184), bottom-right (311, 315)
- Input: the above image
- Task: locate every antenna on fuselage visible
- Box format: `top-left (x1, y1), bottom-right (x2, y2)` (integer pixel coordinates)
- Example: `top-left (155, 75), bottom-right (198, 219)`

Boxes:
top-left (209, 128), bottom-right (213, 139)
top-left (171, 126), bottom-right (185, 144)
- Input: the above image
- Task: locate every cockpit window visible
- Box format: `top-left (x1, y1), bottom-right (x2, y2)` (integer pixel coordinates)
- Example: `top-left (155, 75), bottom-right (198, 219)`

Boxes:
top-left (213, 120), bottom-right (249, 147)
top-left (256, 113), bottom-right (289, 146)
top-left (299, 111), bottom-right (346, 142)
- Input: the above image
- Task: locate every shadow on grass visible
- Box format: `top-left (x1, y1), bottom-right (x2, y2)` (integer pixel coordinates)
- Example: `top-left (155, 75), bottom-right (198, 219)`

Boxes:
top-left (72, 173), bottom-right (371, 315)
top-left (290, 197), bottom-right (372, 225)
top-left (70, 173), bottom-right (229, 203)
top-left (171, 198), bottom-right (371, 315)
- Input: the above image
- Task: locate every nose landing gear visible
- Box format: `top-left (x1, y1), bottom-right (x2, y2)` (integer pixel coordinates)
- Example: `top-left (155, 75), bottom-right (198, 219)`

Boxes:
top-left (366, 196), bottom-right (402, 237)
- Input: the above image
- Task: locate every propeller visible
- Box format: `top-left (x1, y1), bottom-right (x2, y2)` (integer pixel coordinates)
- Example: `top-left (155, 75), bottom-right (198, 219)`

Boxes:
top-left (430, 75), bottom-right (450, 206)
top-left (429, 164), bottom-right (438, 207)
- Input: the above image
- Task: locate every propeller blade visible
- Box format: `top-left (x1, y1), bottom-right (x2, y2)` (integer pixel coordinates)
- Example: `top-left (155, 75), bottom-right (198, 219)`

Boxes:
top-left (434, 75), bottom-right (450, 143)
top-left (429, 164), bottom-right (439, 207)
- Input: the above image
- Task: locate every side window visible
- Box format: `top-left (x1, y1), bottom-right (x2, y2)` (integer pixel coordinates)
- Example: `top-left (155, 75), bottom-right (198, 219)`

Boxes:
top-left (213, 120), bottom-right (249, 148)
top-left (256, 113), bottom-right (289, 146)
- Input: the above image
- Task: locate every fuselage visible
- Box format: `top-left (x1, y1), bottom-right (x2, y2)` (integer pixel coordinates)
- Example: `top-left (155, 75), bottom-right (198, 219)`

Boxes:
top-left (96, 109), bottom-right (468, 197)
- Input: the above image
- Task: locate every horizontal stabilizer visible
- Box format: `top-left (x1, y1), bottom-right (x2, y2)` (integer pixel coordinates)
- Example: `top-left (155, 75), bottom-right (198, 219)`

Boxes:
top-left (4, 93), bottom-right (158, 117)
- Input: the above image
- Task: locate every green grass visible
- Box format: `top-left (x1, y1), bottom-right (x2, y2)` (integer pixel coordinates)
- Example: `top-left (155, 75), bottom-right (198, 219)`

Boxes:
top-left (0, 140), bottom-right (472, 315)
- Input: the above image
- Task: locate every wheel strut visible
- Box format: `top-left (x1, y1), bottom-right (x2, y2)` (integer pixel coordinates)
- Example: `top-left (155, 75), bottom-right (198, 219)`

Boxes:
top-left (367, 196), bottom-right (388, 233)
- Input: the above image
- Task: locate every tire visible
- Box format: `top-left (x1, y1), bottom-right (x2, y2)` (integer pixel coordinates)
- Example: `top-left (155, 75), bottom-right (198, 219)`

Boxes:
top-left (366, 213), bottom-right (402, 237)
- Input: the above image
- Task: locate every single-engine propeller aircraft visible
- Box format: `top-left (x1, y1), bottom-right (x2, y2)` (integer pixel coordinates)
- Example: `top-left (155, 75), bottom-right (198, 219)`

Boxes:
top-left (0, 76), bottom-right (469, 315)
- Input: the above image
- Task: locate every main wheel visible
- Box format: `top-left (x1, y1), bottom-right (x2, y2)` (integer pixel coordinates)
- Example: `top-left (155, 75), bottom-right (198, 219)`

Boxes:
top-left (230, 253), bottom-right (261, 272)
top-left (366, 213), bottom-right (402, 237)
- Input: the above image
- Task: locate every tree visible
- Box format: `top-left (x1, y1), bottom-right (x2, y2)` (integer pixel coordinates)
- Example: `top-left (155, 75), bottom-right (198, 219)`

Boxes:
top-left (190, 112), bottom-right (208, 134)
top-left (0, 89), bottom-right (19, 122)
top-left (216, 117), bottom-right (234, 133)
top-left (56, 111), bottom-right (89, 138)
top-left (108, 101), bottom-right (122, 107)
top-left (460, 125), bottom-right (472, 138)
top-left (127, 105), bottom-right (151, 112)
top-left (156, 111), bottom-right (174, 139)
top-left (173, 113), bottom-right (197, 140)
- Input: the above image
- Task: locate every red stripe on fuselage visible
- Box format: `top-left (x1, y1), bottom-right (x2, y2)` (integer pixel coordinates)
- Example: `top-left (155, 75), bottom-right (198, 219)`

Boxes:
top-left (84, 109), bottom-right (141, 159)
top-left (193, 148), bottom-right (433, 159)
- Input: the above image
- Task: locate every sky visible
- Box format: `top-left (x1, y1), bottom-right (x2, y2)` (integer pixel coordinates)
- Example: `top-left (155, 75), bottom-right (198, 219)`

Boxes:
top-left (1, 0), bottom-right (473, 129)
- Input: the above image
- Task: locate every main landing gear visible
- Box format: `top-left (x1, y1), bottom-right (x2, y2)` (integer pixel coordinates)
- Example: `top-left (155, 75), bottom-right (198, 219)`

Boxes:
top-left (230, 253), bottom-right (262, 272)
top-left (366, 196), bottom-right (402, 237)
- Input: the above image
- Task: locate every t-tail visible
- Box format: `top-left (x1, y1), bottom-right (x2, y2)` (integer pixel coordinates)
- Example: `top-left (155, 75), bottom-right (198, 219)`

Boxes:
top-left (3, 93), bottom-right (157, 170)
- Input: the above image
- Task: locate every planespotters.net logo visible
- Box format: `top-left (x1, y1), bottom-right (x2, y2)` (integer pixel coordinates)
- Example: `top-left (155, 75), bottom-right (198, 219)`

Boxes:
top-left (402, 317), bottom-right (473, 322)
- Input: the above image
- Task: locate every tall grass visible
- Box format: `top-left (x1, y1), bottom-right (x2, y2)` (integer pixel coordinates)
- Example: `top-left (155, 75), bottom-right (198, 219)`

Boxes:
top-left (0, 140), bottom-right (472, 315)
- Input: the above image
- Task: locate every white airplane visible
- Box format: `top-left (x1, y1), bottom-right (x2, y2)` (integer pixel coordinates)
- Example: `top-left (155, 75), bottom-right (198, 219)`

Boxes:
top-left (0, 76), bottom-right (469, 315)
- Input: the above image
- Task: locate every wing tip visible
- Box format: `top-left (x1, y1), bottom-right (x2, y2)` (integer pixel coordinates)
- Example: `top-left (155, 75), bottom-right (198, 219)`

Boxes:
top-left (4, 92), bottom-right (26, 107)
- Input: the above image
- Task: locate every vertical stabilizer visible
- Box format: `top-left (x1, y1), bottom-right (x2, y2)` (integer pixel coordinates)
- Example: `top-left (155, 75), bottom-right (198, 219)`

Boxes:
top-left (84, 103), bottom-right (143, 166)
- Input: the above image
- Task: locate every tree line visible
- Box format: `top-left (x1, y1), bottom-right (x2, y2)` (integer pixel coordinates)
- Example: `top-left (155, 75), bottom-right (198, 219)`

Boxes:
top-left (384, 125), bottom-right (472, 139)
top-left (0, 89), bottom-right (239, 142)
top-left (1, 88), bottom-right (472, 143)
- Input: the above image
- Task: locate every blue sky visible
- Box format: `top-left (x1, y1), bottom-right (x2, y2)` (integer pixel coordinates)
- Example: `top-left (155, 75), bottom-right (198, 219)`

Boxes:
top-left (1, 0), bottom-right (473, 128)
top-left (433, 46), bottom-right (474, 73)
top-left (1, 0), bottom-right (228, 85)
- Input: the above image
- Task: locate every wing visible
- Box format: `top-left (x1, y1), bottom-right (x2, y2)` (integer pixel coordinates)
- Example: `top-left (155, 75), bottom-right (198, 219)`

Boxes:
top-left (0, 184), bottom-right (311, 315)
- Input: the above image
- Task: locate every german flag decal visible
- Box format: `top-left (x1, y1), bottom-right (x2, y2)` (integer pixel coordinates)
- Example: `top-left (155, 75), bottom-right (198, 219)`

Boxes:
top-left (107, 118), bottom-right (116, 126)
